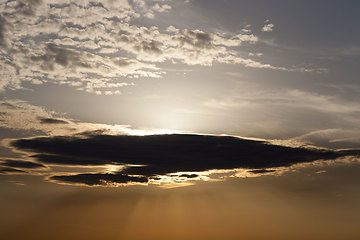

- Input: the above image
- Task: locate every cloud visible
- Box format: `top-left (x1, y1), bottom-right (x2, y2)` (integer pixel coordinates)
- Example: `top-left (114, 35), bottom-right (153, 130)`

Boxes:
top-left (178, 173), bottom-right (198, 178)
top-left (0, 100), bottom-right (179, 136)
top-left (291, 129), bottom-right (360, 149)
top-left (51, 173), bottom-right (148, 186)
top-left (202, 86), bottom-right (360, 146)
top-left (10, 133), bottom-right (358, 186)
top-left (0, 159), bottom-right (45, 169)
top-left (30, 43), bottom-right (90, 71)
top-left (248, 169), bottom-right (276, 174)
top-left (0, 58), bottom-right (22, 91)
top-left (0, 0), bottom-right (319, 93)
top-left (38, 117), bottom-right (69, 125)
top-left (0, 15), bottom-right (9, 49)
top-left (262, 21), bottom-right (274, 32)
top-left (109, 25), bottom-right (261, 66)
top-left (0, 167), bottom-right (26, 174)
top-left (0, 0), bottom-right (161, 93)
top-left (248, 52), bottom-right (263, 57)
top-left (204, 89), bottom-right (360, 114)
top-left (128, 0), bottom-right (172, 18)
top-left (1, 100), bottom-right (358, 185)
top-left (0, 99), bottom-right (75, 134)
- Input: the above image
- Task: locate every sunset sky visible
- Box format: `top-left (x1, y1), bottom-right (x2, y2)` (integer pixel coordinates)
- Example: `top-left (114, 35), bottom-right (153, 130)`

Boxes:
top-left (1, 1), bottom-right (360, 239)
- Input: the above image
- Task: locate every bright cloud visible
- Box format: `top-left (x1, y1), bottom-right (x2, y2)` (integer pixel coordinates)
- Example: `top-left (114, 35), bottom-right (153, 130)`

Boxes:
top-left (262, 20), bottom-right (274, 32)
top-left (0, 0), bottom-right (319, 94)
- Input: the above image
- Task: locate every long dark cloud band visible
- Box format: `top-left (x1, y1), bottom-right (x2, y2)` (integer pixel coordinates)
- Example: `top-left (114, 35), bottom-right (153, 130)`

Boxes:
top-left (10, 134), bottom-right (359, 186)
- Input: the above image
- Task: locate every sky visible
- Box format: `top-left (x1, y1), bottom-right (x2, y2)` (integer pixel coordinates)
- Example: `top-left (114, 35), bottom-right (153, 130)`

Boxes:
top-left (1, 0), bottom-right (360, 239)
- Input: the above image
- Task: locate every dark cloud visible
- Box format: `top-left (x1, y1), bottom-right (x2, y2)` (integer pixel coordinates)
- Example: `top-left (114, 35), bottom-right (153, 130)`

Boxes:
top-left (176, 30), bottom-right (213, 49)
top-left (248, 169), bottom-right (276, 174)
top-left (179, 174), bottom-right (199, 178)
top-left (113, 59), bottom-right (134, 67)
top-left (29, 153), bottom-right (108, 166)
top-left (10, 133), bottom-right (359, 186)
top-left (38, 117), bottom-right (69, 124)
top-left (0, 102), bottom-right (18, 109)
top-left (51, 173), bottom-right (148, 186)
top-left (0, 16), bottom-right (9, 49)
top-left (1, 159), bottom-right (45, 169)
top-left (15, 0), bottom-right (43, 17)
top-left (11, 134), bottom-right (351, 172)
top-left (134, 40), bottom-right (163, 55)
top-left (30, 44), bottom-right (90, 71)
top-left (0, 167), bottom-right (26, 174)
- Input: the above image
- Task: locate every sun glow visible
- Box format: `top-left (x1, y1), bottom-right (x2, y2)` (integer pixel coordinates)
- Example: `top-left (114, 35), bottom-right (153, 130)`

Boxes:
top-left (112, 125), bottom-right (180, 136)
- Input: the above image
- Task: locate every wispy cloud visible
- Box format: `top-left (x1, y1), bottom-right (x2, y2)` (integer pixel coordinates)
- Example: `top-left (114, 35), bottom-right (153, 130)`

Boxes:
top-left (0, 158), bottom-right (46, 175)
top-left (0, 100), bottom-right (179, 136)
top-left (204, 88), bottom-right (360, 114)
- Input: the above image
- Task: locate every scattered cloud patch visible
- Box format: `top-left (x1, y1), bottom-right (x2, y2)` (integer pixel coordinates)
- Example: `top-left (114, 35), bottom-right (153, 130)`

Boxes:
top-left (262, 20), bottom-right (274, 32)
top-left (0, 0), bottom-right (320, 93)
top-left (248, 52), bottom-right (263, 57)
